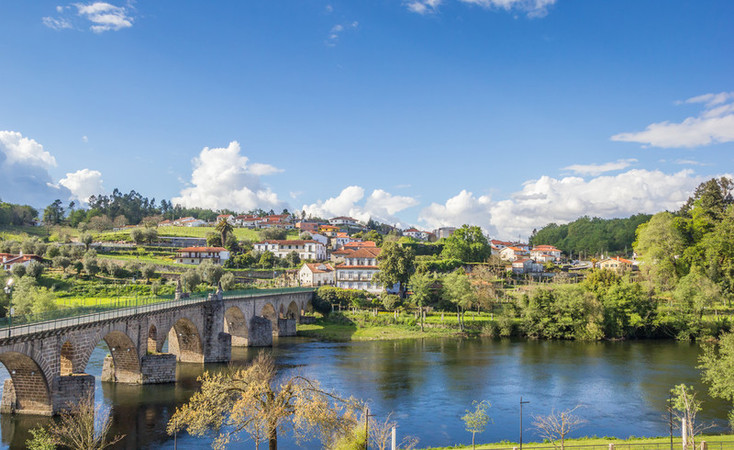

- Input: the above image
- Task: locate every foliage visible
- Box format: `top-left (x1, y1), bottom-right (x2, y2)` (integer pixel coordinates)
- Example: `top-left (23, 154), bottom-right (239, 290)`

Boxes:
top-left (199, 260), bottom-right (224, 285)
top-left (0, 200), bottom-right (38, 226)
top-left (669, 384), bottom-right (711, 449)
top-left (25, 260), bottom-right (44, 278)
top-left (442, 270), bottom-right (476, 331)
top-left (261, 228), bottom-right (288, 241)
top-left (376, 241), bottom-right (415, 294)
top-left (531, 214), bottom-right (652, 257)
top-left (380, 294), bottom-right (401, 311)
top-left (168, 352), bottom-right (361, 450)
top-left (315, 286), bottom-right (371, 312)
top-left (11, 276), bottom-right (57, 316)
top-left (440, 225), bottom-right (491, 262)
top-left (462, 400), bottom-right (492, 450)
top-left (520, 285), bottom-right (604, 340)
top-left (699, 332), bottom-right (734, 429)
top-left (181, 269), bottom-right (202, 292)
top-left (634, 212), bottom-right (686, 292)
top-left (409, 271), bottom-right (433, 331)
top-left (26, 427), bottom-right (56, 450)
top-left (220, 272), bottom-right (236, 290)
top-left (45, 394), bottom-right (124, 450)
top-left (10, 263), bottom-right (27, 278)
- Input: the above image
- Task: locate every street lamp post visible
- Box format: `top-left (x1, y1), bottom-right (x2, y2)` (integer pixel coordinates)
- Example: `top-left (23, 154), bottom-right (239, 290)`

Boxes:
top-left (520, 397), bottom-right (530, 450)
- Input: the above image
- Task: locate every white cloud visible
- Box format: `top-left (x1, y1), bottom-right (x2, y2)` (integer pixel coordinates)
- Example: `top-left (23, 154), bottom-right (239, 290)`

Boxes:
top-left (406, 0), bottom-right (555, 16)
top-left (171, 141), bottom-right (284, 212)
top-left (0, 131), bottom-right (57, 169)
top-left (326, 21), bottom-right (358, 46)
top-left (406, 0), bottom-right (443, 14)
top-left (562, 158), bottom-right (637, 176)
top-left (59, 168), bottom-right (104, 203)
top-left (42, 16), bottom-right (72, 30)
top-left (420, 169), bottom-right (709, 239)
top-left (674, 159), bottom-right (710, 166)
top-left (0, 131), bottom-right (71, 206)
top-left (611, 92), bottom-right (734, 148)
top-left (301, 186), bottom-right (418, 225)
top-left (81, 135), bottom-right (88, 143)
top-left (459, 0), bottom-right (556, 17)
top-left (44, 2), bottom-right (134, 33)
top-left (74, 2), bottom-right (133, 32)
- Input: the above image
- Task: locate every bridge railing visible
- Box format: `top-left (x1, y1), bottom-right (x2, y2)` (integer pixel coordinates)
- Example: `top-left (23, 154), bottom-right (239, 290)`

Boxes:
top-left (0, 287), bottom-right (314, 338)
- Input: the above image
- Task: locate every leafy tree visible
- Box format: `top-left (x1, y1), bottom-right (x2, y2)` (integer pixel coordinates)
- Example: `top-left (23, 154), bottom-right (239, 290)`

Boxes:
top-left (130, 228), bottom-right (145, 245)
top-left (441, 271), bottom-right (476, 331)
top-left (669, 384), bottom-right (711, 449)
top-left (180, 269), bottom-right (202, 292)
top-left (258, 251), bottom-right (276, 269)
top-left (26, 427), bottom-right (55, 450)
top-left (215, 218), bottom-right (234, 249)
top-left (80, 233), bottom-right (94, 251)
top-left (409, 271), bottom-right (433, 331)
top-left (220, 272), bottom-right (236, 290)
top-left (141, 264), bottom-right (156, 282)
top-left (698, 332), bottom-right (734, 428)
top-left (53, 256), bottom-right (71, 272)
top-left (634, 212), bottom-right (686, 292)
top-left (83, 256), bottom-right (99, 278)
top-left (168, 352), bottom-right (361, 450)
top-left (11, 277), bottom-right (57, 316)
top-left (45, 244), bottom-right (60, 259)
top-left (462, 400), bottom-right (491, 450)
top-left (206, 232), bottom-right (222, 247)
top-left (43, 199), bottom-right (65, 225)
top-left (440, 225), bottom-right (491, 262)
top-left (25, 260), bottom-right (44, 279)
top-left (285, 251), bottom-right (301, 267)
top-left (532, 406), bottom-right (586, 450)
top-left (380, 294), bottom-right (400, 311)
top-left (674, 268), bottom-right (722, 318)
top-left (10, 264), bottom-right (27, 278)
top-left (198, 260), bottom-right (224, 285)
top-left (376, 241), bottom-right (415, 296)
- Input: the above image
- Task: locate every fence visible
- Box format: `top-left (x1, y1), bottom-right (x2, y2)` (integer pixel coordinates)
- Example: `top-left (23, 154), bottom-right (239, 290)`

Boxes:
top-left (0, 287), bottom-right (314, 339)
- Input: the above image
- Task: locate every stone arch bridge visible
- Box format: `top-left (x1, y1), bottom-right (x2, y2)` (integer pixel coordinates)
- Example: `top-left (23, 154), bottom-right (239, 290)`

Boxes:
top-left (0, 289), bottom-right (312, 416)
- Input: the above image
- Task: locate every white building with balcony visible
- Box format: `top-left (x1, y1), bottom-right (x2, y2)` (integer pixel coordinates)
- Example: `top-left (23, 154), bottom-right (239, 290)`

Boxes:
top-left (253, 240), bottom-right (327, 261)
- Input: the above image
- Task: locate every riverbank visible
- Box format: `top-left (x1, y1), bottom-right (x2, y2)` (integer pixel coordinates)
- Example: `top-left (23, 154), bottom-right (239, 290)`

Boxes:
top-left (297, 312), bottom-right (478, 341)
top-left (423, 434), bottom-right (734, 449)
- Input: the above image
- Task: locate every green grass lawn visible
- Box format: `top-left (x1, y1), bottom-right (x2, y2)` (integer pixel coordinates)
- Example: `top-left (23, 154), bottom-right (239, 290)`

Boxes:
top-left (423, 435), bottom-right (734, 450)
top-left (98, 253), bottom-right (180, 266)
top-left (93, 225), bottom-right (300, 242)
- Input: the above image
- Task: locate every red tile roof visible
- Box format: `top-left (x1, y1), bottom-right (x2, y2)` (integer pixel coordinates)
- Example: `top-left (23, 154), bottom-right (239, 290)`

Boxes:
top-left (304, 263), bottom-right (334, 273)
top-left (177, 247), bottom-right (227, 253)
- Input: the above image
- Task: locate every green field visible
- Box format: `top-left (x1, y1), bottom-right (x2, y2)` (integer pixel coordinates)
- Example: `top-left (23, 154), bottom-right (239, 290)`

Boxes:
top-left (98, 253), bottom-right (179, 266)
top-left (93, 225), bottom-right (300, 242)
top-left (424, 435), bottom-right (734, 450)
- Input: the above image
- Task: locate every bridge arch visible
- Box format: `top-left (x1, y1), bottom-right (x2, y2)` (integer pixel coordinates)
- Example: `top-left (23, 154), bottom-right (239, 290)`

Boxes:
top-left (167, 317), bottom-right (204, 363)
top-left (260, 303), bottom-right (278, 332)
top-left (286, 301), bottom-right (299, 320)
top-left (279, 304), bottom-right (285, 319)
top-left (224, 306), bottom-right (248, 346)
top-left (147, 324), bottom-right (158, 353)
top-left (99, 331), bottom-right (142, 384)
top-left (0, 352), bottom-right (52, 415)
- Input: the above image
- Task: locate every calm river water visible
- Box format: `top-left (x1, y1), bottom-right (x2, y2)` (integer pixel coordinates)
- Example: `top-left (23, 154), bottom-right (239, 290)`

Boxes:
top-left (0, 338), bottom-right (729, 449)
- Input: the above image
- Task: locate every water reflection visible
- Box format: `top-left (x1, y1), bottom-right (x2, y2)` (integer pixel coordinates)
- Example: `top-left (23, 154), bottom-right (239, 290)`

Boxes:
top-left (0, 338), bottom-right (729, 449)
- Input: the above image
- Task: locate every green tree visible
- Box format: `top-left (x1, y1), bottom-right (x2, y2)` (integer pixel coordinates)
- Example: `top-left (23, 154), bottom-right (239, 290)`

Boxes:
top-left (441, 271), bottom-right (476, 331)
top-left (462, 400), bottom-right (491, 450)
top-left (669, 384), bottom-right (709, 449)
top-left (220, 272), bottom-right (236, 290)
top-left (440, 225), bottom-right (491, 262)
top-left (198, 260), bottom-right (224, 285)
top-left (168, 352), bottom-right (361, 450)
top-left (80, 233), bottom-right (94, 251)
top-left (698, 332), bottom-right (734, 429)
top-left (215, 218), bottom-right (234, 248)
top-left (409, 271), bottom-right (433, 332)
top-left (285, 251), bottom-right (301, 267)
top-left (130, 228), bottom-right (145, 245)
top-left (83, 256), bottom-right (99, 278)
top-left (258, 251), bottom-right (276, 269)
top-left (11, 277), bottom-right (57, 316)
top-left (141, 264), bottom-right (156, 282)
top-left (375, 241), bottom-right (415, 296)
top-left (43, 199), bottom-right (65, 225)
top-left (26, 260), bottom-right (44, 279)
top-left (10, 264), bottom-right (27, 279)
top-left (674, 268), bottom-right (722, 318)
top-left (633, 212), bottom-right (686, 292)
top-left (26, 427), bottom-right (55, 450)
top-left (180, 269), bottom-right (202, 292)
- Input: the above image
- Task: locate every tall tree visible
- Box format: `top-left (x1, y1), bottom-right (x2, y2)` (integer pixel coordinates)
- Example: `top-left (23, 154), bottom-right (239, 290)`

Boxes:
top-left (216, 218), bottom-right (234, 249)
top-left (440, 225), bottom-right (491, 262)
top-left (408, 271), bottom-right (433, 332)
top-left (168, 352), bottom-right (360, 450)
top-left (462, 400), bottom-right (492, 450)
top-left (43, 199), bottom-right (65, 225)
top-left (633, 212), bottom-right (686, 292)
top-left (698, 332), bottom-right (734, 429)
top-left (442, 270), bottom-right (476, 331)
top-left (376, 241), bottom-right (415, 296)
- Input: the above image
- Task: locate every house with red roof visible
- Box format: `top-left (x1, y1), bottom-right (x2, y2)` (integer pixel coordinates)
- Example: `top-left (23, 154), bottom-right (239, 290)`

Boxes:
top-left (174, 247), bottom-right (230, 265)
top-left (253, 240), bottom-right (326, 260)
top-left (599, 256), bottom-right (636, 271)
top-left (335, 247), bottom-right (386, 293)
top-left (531, 245), bottom-right (562, 261)
top-left (2, 253), bottom-right (44, 271)
top-left (299, 263), bottom-right (335, 287)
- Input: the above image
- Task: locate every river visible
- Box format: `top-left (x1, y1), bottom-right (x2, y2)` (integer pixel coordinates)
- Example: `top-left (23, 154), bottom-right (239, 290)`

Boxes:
top-left (0, 338), bottom-right (729, 449)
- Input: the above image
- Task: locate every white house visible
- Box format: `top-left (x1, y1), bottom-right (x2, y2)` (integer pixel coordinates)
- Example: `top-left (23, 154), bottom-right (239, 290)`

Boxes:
top-left (511, 258), bottom-right (544, 274)
top-left (500, 246), bottom-right (530, 262)
top-left (403, 228), bottom-right (432, 241)
top-left (329, 216), bottom-right (359, 227)
top-left (175, 247), bottom-right (230, 265)
top-left (299, 263), bottom-right (335, 287)
top-left (178, 217), bottom-right (207, 227)
top-left (531, 245), bottom-right (562, 261)
top-left (335, 247), bottom-right (383, 293)
top-left (304, 233), bottom-right (328, 246)
top-left (216, 214), bottom-right (235, 224)
top-left (434, 227), bottom-right (456, 239)
top-left (253, 240), bottom-right (327, 260)
top-left (1, 253), bottom-right (44, 271)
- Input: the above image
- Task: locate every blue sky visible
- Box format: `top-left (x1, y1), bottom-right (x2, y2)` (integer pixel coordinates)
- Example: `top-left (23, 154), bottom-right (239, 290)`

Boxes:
top-left (0, 0), bottom-right (732, 239)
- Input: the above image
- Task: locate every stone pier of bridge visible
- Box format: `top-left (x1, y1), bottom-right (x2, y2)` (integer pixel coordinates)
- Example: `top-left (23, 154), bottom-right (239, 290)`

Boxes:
top-left (0, 289), bottom-right (312, 416)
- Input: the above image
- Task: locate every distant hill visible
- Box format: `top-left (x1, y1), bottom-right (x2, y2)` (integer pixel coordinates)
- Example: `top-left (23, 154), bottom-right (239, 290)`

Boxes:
top-left (529, 214), bottom-right (652, 258)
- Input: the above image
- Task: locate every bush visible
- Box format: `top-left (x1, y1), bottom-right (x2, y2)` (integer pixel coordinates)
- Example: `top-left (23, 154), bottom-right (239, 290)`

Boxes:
top-left (220, 272), bottom-right (236, 290)
top-left (26, 261), bottom-right (44, 279)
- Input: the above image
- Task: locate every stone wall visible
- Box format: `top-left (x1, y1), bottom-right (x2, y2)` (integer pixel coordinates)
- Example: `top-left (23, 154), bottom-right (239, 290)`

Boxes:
top-left (248, 316), bottom-right (273, 347)
top-left (53, 374), bottom-right (94, 413)
top-left (140, 354), bottom-right (177, 384)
